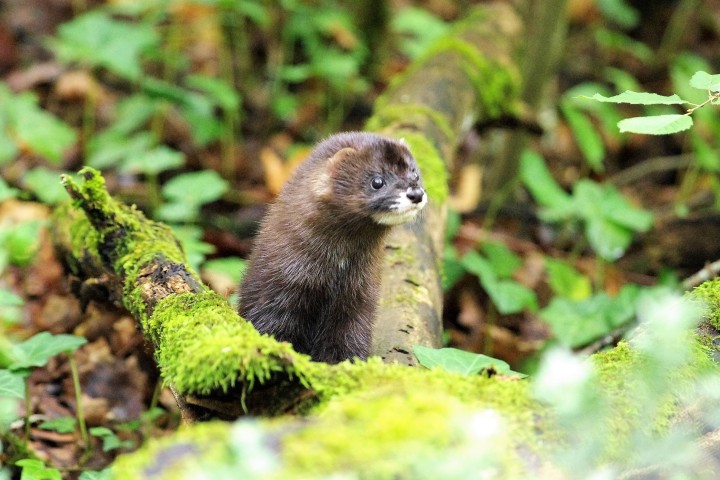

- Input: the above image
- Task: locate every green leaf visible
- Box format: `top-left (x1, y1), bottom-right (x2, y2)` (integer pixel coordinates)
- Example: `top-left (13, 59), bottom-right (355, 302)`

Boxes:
top-left (391, 6), bottom-right (449, 59)
top-left (482, 242), bottom-right (522, 279)
top-left (23, 168), bottom-right (68, 205)
top-left (87, 131), bottom-right (155, 169)
top-left (3, 220), bottom-right (44, 267)
top-left (8, 93), bottom-right (76, 163)
top-left (121, 145), bottom-right (184, 176)
top-left (90, 426), bottom-right (133, 451)
top-left (50, 11), bottom-right (158, 80)
top-left (539, 287), bottom-right (639, 347)
top-left (16, 459), bottom-right (62, 480)
top-left (0, 177), bottom-right (17, 202)
top-left (0, 288), bottom-right (23, 307)
top-left (519, 150), bottom-right (572, 209)
top-left (595, 0), bottom-right (639, 28)
top-left (413, 345), bottom-right (525, 377)
top-left (586, 91), bottom-right (687, 105)
top-left (0, 369), bottom-right (25, 399)
top-left (689, 71), bottom-right (720, 92)
top-left (162, 170), bottom-right (229, 206)
top-left (545, 258), bottom-right (592, 300)
top-left (186, 75), bottom-right (241, 112)
top-left (10, 332), bottom-right (87, 370)
top-left (461, 251), bottom-right (537, 314)
top-left (79, 470), bottom-right (111, 480)
top-left (560, 101), bottom-right (605, 172)
top-left (39, 417), bottom-right (77, 433)
top-left (442, 245), bottom-right (465, 291)
top-left (618, 114), bottom-right (693, 135)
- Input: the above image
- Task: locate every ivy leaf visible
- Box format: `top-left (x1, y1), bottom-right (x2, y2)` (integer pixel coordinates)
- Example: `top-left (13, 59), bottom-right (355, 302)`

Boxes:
top-left (461, 252), bottom-right (537, 314)
top-left (618, 114), bottom-right (693, 135)
top-left (586, 91), bottom-right (687, 105)
top-left (162, 171), bottom-right (229, 206)
top-left (539, 286), bottom-right (639, 347)
top-left (15, 459), bottom-right (62, 480)
top-left (689, 71), bottom-right (720, 92)
top-left (121, 145), bottom-right (184, 176)
top-left (0, 369), bottom-right (25, 398)
top-left (40, 417), bottom-right (77, 434)
top-left (482, 242), bottom-right (521, 279)
top-left (413, 345), bottom-right (525, 377)
top-left (50, 11), bottom-right (158, 80)
top-left (10, 332), bottom-right (87, 370)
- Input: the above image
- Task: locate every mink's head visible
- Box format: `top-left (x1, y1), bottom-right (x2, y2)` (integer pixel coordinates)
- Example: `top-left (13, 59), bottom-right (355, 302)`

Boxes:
top-left (302, 132), bottom-right (427, 226)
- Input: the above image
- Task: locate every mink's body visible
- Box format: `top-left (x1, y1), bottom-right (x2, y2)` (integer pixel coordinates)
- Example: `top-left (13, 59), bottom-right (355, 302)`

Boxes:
top-left (239, 132), bottom-right (426, 363)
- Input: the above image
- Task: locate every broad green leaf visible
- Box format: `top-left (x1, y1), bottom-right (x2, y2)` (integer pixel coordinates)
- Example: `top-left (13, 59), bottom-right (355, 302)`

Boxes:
top-left (484, 278), bottom-right (538, 315)
top-left (413, 345), bottom-right (524, 377)
top-left (0, 289), bottom-right (23, 307)
top-left (595, 0), bottom-right (639, 28)
top-left (460, 250), bottom-right (494, 282)
top-left (563, 83), bottom-right (624, 142)
top-left (23, 168), bottom-right (68, 205)
top-left (561, 101), bottom-right (605, 171)
top-left (482, 242), bottom-right (522, 279)
top-left (4, 220), bottom-right (44, 266)
top-left (540, 287), bottom-right (638, 347)
top-left (87, 131), bottom-right (155, 169)
top-left (39, 417), bottom-right (77, 433)
top-left (0, 177), bottom-right (18, 202)
top-left (10, 332), bottom-right (87, 370)
top-left (121, 145), bottom-right (184, 176)
top-left (574, 180), bottom-right (653, 232)
top-left (109, 94), bottom-right (157, 135)
top-left (585, 216), bottom-right (633, 261)
top-left (391, 6), bottom-right (449, 59)
top-left (587, 91), bottom-right (687, 105)
top-left (519, 150), bottom-right (572, 209)
top-left (9, 93), bottom-right (75, 163)
top-left (0, 129), bottom-right (18, 165)
top-left (15, 459), bottom-right (62, 480)
top-left (618, 114), bottom-right (693, 135)
top-left (594, 28), bottom-right (651, 62)
top-left (0, 369), bottom-right (25, 398)
top-left (79, 470), bottom-right (111, 480)
top-left (162, 171), bottom-right (229, 206)
top-left (154, 201), bottom-right (198, 224)
top-left (186, 75), bottom-right (241, 112)
top-left (50, 11), bottom-right (158, 80)
top-left (545, 258), bottom-right (592, 300)
top-left (689, 71), bottom-right (720, 92)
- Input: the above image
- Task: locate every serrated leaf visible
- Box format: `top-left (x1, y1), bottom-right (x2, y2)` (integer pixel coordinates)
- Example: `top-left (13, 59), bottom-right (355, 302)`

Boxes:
top-left (10, 332), bottom-right (87, 370)
top-left (587, 91), bottom-right (687, 105)
top-left (689, 71), bottom-right (720, 92)
top-left (413, 345), bottom-right (525, 377)
top-left (0, 369), bottom-right (25, 398)
top-left (618, 114), bottom-right (693, 135)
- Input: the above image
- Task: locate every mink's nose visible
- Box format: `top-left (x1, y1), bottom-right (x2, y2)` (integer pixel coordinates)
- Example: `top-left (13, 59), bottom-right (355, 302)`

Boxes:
top-left (406, 187), bottom-right (425, 204)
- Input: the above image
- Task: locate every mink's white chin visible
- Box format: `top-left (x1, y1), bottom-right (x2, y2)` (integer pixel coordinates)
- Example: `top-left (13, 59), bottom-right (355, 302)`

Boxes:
top-left (372, 194), bottom-right (427, 226)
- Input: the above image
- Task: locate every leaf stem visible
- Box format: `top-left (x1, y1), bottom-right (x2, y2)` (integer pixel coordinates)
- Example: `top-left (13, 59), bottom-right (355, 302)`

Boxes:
top-left (69, 353), bottom-right (89, 449)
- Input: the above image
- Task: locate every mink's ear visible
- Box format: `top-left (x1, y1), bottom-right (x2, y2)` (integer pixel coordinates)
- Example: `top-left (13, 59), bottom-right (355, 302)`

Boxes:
top-left (312, 147), bottom-right (357, 199)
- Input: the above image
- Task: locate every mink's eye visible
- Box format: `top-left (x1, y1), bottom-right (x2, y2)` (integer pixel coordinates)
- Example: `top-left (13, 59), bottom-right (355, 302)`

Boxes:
top-left (410, 171), bottom-right (420, 182)
top-left (370, 176), bottom-right (385, 190)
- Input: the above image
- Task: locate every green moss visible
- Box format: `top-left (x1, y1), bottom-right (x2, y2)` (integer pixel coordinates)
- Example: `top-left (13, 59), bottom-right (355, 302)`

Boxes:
top-left (365, 103), bottom-right (455, 143)
top-left (151, 291), bottom-right (312, 395)
top-left (112, 361), bottom-right (543, 479)
top-left (688, 279), bottom-right (720, 330)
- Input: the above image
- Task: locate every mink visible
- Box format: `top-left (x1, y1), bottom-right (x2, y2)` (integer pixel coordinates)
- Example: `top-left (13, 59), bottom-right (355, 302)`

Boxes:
top-left (238, 132), bottom-right (427, 363)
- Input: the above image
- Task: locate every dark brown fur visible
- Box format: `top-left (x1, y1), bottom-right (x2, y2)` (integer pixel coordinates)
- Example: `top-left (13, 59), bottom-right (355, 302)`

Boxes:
top-left (239, 132), bottom-right (426, 363)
